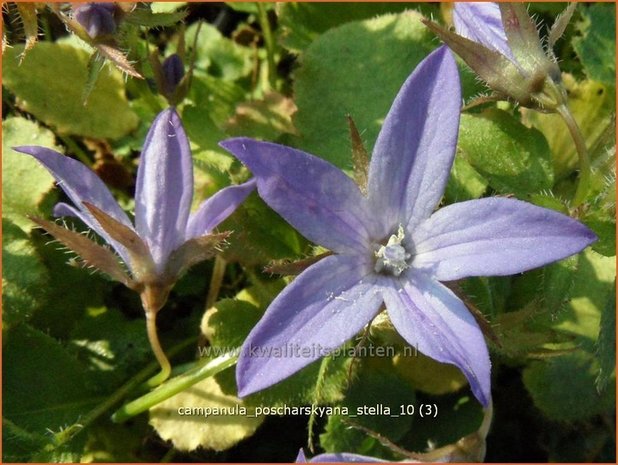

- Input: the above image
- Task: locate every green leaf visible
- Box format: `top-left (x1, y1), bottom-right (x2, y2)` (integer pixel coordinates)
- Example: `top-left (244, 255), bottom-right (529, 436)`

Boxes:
top-left (343, 360), bottom-right (416, 441)
top-left (3, 418), bottom-right (46, 462)
top-left (31, 435), bottom-right (87, 463)
top-left (220, 193), bottom-right (304, 265)
top-left (543, 256), bottom-right (579, 317)
top-left (583, 215), bottom-right (616, 257)
top-left (186, 23), bottom-right (253, 81)
top-left (182, 72), bottom-right (246, 181)
top-left (293, 11), bottom-right (482, 171)
top-left (528, 192), bottom-right (570, 214)
top-left (224, 91), bottom-right (298, 140)
top-left (123, 4), bottom-right (187, 27)
top-left (551, 249), bottom-right (615, 341)
top-left (69, 309), bottom-right (152, 390)
top-left (293, 12), bottom-right (437, 170)
top-left (458, 109), bottom-right (554, 196)
top-left (320, 360), bottom-right (415, 460)
top-left (3, 324), bottom-right (97, 439)
top-left (149, 376), bottom-right (264, 452)
top-left (277, 3), bottom-right (431, 52)
top-left (321, 415), bottom-right (386, 459)
top-left (444, 156), bottom-right (488, 203)
top-left (572, 3), bottom-right (616, 86)
top-left (2, 220), bottom-right (49, 329)
top-left (225, 2), bottom-right (274, 14)
top-left (523, 351), bottom-right (615, 422)
top-left (493, 302), bottom-right (573, 359)
top-left (190, 72), bottom-right (248, 128)
top-left (521, 75), bottom-right (614, 179)
top-left (393, 351), bottom-right (468, 396)
top-left (29, 224), bottom-right (108, 339)
top-left (2, 117), bottom-right (57, 232)
top-left (3, 43), bottom-right (138, 139)
top-left (595, 283), bottom-right (616, 392)
top-left (201, 298), bottom-right (263, 350)
top-left (151, 2), bottom-right (186, 13)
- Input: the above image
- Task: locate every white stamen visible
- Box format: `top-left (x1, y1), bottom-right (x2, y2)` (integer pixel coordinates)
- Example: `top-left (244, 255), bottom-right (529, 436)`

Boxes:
top-left (374, 225), bottom-right (411, 277)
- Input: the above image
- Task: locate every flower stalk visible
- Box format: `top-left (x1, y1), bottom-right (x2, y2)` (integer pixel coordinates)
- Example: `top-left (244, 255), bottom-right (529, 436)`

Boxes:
top-left (145, 310), bottom-right (172, 385)
top-left (556, 104), bottom-right (592, 207)
top-left (17, 108), bottom-right (255, 391)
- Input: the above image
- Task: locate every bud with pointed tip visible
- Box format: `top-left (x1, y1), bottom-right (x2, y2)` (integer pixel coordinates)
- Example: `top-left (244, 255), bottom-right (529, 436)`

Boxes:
top-left (425, 2), bottom-right (576, 112)
top-left (162, 54), bottom-right (185, 96)
top-left (73, 2), bottom-right (119, 39)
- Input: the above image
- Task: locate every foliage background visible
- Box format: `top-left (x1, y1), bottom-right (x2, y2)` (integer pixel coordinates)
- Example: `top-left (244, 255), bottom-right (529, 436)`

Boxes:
top-left (2, 2), bottom-right (616, 462)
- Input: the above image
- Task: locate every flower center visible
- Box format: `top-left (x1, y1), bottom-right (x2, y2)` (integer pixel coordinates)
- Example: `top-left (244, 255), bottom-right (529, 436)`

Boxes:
top-left (374, 225), bottom-right (411, 277)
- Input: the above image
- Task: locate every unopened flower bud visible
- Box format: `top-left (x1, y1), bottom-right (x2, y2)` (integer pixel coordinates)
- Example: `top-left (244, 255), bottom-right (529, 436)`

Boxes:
top-left (73, 3), bottom-right (118, 39)
top-left (425, 2), bottom-right (575, 112)
top-left (162, 54), bottom-right (185, 97)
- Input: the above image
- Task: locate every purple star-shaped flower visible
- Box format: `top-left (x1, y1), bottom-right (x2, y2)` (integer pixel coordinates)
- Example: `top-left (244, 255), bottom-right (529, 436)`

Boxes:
top-left (221, 47), bottom-right (596, 406)
top-left (16, 107), bottom-right (255, 304)
top-left (15, 108), bottom-right (255, 379)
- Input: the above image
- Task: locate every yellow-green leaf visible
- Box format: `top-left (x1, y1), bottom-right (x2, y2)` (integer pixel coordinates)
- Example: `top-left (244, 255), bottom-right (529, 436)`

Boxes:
top-left (4, 43), bottom-right (138, 139)
top-left (149, 376), bottom-right (263, 452)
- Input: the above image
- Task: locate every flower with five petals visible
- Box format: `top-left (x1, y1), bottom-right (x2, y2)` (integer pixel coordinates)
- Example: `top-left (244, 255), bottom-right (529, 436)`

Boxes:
top-left (221, 47), bottom-right (596, 406)
top-left (15, 108), bottom-right (255, 381)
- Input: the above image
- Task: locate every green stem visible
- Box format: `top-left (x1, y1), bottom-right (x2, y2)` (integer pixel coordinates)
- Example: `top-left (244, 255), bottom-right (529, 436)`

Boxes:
top-left (111, 351), bottom-right (239, 423)
top-left (256, 2), bottom-right (276, 89)
top-left (138, 358), bottom-right (197, 392)
top-left (205, 255), bottom-right (227, 310)
top-left (556, 104), bottom-right (591, 208)
top-left (58, 135), bottom-right (92, 166)
top-left (145, 311), bottom-right (172, 386)
top-left (50, 337), bottom-right (195, 449)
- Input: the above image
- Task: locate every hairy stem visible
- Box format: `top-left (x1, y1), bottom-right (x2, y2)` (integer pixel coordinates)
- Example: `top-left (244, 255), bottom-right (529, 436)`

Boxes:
top-left (557, 104), bottom-right (591, 208)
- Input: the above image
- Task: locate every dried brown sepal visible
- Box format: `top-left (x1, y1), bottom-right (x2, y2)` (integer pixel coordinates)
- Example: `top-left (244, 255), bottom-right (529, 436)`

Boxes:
top-left (96, 43), bottom-right (143, 79)
top-left (346, 114), bottom-right (369, 195)
top-left (15, 3), bottom-right (38, 59)
top-left (164, 232), bottom-right (232, 280)
top-left (82, 202), bottom-right (154, 276)
top-left (461, 94), bottom-right (501, 112)
top-left (29, 215), bottom-right (132, 286)
top-left (264, 251), bottom-right (333, 276)
top-left (548, 2), bottom-right (577, 49)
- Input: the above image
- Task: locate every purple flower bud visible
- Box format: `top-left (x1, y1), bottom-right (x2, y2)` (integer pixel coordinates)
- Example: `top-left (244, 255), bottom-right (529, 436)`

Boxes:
top-left (74, 2), bottom-right (118, 39)
top-left (162, 54), bottom-right (185, 96)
